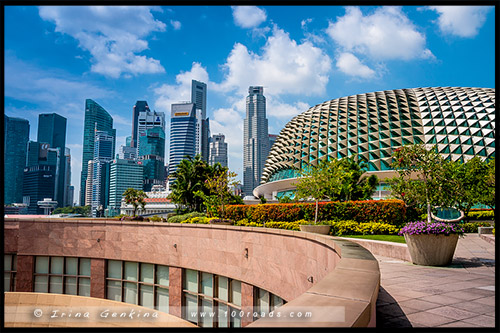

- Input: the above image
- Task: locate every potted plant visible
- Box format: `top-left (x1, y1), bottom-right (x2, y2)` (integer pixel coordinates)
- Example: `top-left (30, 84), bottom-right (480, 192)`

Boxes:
top-left (399, 220), bottom-right (464, 266)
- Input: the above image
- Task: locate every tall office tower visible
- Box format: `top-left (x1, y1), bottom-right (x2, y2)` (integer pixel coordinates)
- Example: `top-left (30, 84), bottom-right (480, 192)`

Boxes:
top-left (119, 145), bottom-right (137, 160)
top-left (131, 101), bottom-right (150, 148)
top-left (243, 86), bottom-right (269, 196)
top-left (137, 109), bottom-right (165, 155)
top-left (195, 109), bottom-right (203, 156)
top-left (138, 127), bottom-right (166, 192)
top-left (126, 136), bottom-right (132, 147)
top-left (169, 103), bottom-right (197, 180)
top-left (191, 80), bottom-right (210, 162)
top-left (37, 113), bottom-right (67, 207)
top-left (63, 147), bottom-right (72, 207)
top-left (4, 115), bottom-right (30, 205)
top-left (22, 142), bottom-right (59, 214)
top-left (107, 159), bottom-right (143, 217)
top-left (80, 99), bottom-right (116, 206)
top-left (91, 130), bottom-right (114, 217)
top-left (209, 133), bottom-right (228, 168)
top-left (85, 160), bottom-right (94, 206)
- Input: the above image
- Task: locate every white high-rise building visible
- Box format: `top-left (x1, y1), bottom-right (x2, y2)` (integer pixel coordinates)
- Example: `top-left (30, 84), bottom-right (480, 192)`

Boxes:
top-left (243, 86), bottom-right (269, 197)
top-left (209, 134), bottom-right (228, 168)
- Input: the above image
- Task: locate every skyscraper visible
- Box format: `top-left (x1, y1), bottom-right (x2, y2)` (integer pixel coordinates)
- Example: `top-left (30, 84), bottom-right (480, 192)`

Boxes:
top-left (209, 133), bottom-right (228, 168)
top-left (107, 159), bottom-right (144, 216)
top-left (191, 80), bottom-right (210, 162)
top-left (80, 99), bottom-right (116, 206)
top-left (91, 130), bottom-right (114, 217)
top-left (243, 86), bottom-right (269, 196)
top-left (37, 113), bottom-right (67, 207)
top-left (4, 115), bottom-right (30, 205)
top-left (131, 101), bottom-right (150, 148)
top-left (169, 103), bottom-right (197, 179)
top-left (64, 147), bottom-right (72, 207)
top-left (138, 127), bottom-right (166, 192)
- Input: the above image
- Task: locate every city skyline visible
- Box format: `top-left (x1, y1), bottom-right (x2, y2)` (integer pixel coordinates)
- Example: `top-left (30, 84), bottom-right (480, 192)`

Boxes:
top-left (4, 5), bottom-right (495, 200)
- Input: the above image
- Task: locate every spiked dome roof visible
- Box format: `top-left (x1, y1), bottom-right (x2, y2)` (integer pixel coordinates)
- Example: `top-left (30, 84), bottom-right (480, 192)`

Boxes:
top-left (261, 87), bottom-right (495, 185)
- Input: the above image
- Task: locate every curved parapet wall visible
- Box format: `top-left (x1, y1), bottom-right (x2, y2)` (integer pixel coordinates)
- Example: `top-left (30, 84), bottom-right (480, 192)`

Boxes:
top-left (4, 218), bottom-right (379, 327)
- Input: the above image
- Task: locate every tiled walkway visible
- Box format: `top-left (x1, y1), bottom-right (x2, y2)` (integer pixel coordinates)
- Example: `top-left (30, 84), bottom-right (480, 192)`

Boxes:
top-left (376, 234), bottom-right (496, 328)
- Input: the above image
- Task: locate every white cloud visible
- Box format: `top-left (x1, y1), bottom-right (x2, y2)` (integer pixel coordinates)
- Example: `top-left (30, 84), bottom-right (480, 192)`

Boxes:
top-left (326, 6), bottom-right (433, 61)
top-left (336, 52), bottom-right (376, 79)
top-left (153, 62), bottom-right (210, 113)
top-left (216, 25), bottom-right (332, 97)
top-left (427, 6), bottom-right (492, 38)
top-left (267, 98), bottom-right (310, 119)
top-left (38, 6), bottom-right (167, 78)
top-left (170, 20), bottom-right (182, 30)
top-left (231, 6), bottom-right (267, 28)
top-left (301, 18), bottom-right (313, 29)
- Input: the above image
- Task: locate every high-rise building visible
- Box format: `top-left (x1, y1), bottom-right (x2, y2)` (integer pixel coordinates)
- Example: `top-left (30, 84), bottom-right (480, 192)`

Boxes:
top-left (37, 113), bottom-right (67, 207)
top-left (138, 127), bottom-right (166, 192)
top-left (119, 145), bottom-right (137, 160)
top-left (64, 147), bottom-right (72, 207)
top-left (169, 103), bottom-right (197, 179)
top-left (85, 160), bottom-right (94, 206)
top-left (91, 130), bottom-right (114, 217)
top-left (4, 115), bottom-right (30, 205)
top-left (107, 159), bottom-right (144, 217)
top-left (131, 101), bottom-right (150, 148)
top-left (209, 133), bottom-right (228, 168)
top-left (80, 99), bottom-right (115, 206)
top-left (191, 80), bottom-right (210, 162)
top-left (269, 134), bottom-right (278, 150)
top-left (22, 142), bottom-right (59, 214)
top-left (243, 86), bottom-right (269, 196)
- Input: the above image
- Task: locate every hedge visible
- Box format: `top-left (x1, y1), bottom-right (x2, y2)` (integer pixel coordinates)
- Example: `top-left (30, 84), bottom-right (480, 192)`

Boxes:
top-left (460, 221), bottom-right (492, 233)
top-left (467, 210), bottom-right (495, 220)
top-left (329, 221), bottom-right (400, 236)
top-left (223, 200), bottom-right (406, 226)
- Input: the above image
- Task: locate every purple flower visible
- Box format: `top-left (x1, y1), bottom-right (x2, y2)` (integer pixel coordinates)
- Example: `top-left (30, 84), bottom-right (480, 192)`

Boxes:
top-left (399, 220), bottom-right (464, 236)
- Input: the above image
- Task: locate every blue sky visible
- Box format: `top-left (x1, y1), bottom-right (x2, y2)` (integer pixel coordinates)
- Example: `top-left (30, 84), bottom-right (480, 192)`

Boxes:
top-left (4, 5), bottom-right (495, 205)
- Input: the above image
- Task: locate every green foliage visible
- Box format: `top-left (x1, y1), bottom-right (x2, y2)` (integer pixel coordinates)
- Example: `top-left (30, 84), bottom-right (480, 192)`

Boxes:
top-left (479, 158), bottom-right (495, 216)
top-left (181, 216), bottom-right (210, 224)
top-left (123, 188), bottom-right (148, 217)
top-left (467, 210), bottom-right (495, 220)
top-left (224, 200), bottom-right (406, 226)
top-left (342, 235), bottom-right (406, 243)
top-left (52, 205), bottom-right (91, 217)
top-left (148, 215), bottom-right (164, 222)
top-left (259, 196), bottom-right (267, 204)
top-left (205, 168), bottom-right (240, 219)
top-left (329, 220), bottom-right (400, 236)
top-left (278, 195), bottom-right (294, 203)
top-left (264, 221), bottom-right (301, 231)
top-left (294, 156), bottom-right (378, 224)
top-left (167, 212), bottom-right (207, 223)
top-left (460, 221), bottom-right (492, 233)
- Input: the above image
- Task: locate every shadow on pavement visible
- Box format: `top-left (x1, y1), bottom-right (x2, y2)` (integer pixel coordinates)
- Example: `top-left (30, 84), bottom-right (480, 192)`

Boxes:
top-left (451, 257), bottom-right (495, 268)
top-left (376, 286), bottom-right (412, 328)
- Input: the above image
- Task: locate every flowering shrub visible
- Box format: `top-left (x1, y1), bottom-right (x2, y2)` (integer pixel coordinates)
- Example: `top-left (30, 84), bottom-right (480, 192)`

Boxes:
top-left (329, 221), bottom-right (400, 236)
top-left (460, 222), bottom-right (492, 233)
top-left (264, 221), bottom-right (301, 231)
top-left (467, 210), bottom-right (495, 220)
top-left (224, 200), bottom-right (406, 225)
top-left (399, 221), bottom-right (465, 236)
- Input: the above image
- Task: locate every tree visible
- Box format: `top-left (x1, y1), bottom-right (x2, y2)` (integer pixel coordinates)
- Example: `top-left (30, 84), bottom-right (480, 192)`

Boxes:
top-left (204, 168), bottom-right (240, 219)
top-left (123, 188), bottom-right (148, 217)
top-left (445, 156), bottom-right (489, 222)
top-left (169, 155), bottom-right (226, 212)
top-left (52, 205), bottom-right (91, 217)
top-left (480, 158), bottom-right (495, 217)
top-left (389, 144), bottom-right (451, 223)
top-left (294, 156), bottom-right (378, 224)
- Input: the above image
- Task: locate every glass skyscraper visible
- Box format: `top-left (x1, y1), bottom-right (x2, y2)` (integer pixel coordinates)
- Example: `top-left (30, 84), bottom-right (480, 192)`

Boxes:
top-left (4, 115), bottom-right (30, 205)
top-left (80, 99), bottom-right (116, 206)
top-left (107, 159), bottom-right (143, 216)
top-left (209, 134), bottom-right (228, 168)
top-left (243, 86), bottom-right (269, 197)
top-left (191, 80), bottom-right (210, 162)
top-left (169, 103), bottom-right (197, 180)
top-left (37, 113), bottom-right (67, 207)
top-left (138, 127), bottom-right (166, 192)
top-left (92, 130), bottom-right (114, 217)
top-left (131, 101), bottom-right (150, 149)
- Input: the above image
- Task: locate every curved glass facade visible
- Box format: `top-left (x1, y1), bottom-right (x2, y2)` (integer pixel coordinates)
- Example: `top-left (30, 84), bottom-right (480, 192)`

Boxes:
top-left (262, 87), bottom-right (495, 184)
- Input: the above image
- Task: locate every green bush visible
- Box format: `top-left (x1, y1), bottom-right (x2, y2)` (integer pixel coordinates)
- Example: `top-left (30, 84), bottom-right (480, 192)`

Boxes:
top-left (181, 216), bottom-right (210, 224)
top-left (467, 210), bottom-right (495, 220)
top-left (329, 220), bottom-right (400, 236)
top-left (224, 200), bottom-right (406, 226)
top-left (460, 221), bottom-right (492, 233)
top-left (148, 215), bottom-right (164, 222)
top-left (264, 221), bottom-right (301, 231)
top-left (167, 212), bottom-right (206, 223)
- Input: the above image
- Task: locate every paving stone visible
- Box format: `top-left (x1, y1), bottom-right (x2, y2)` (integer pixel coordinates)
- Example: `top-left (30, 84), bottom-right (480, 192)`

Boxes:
top-left (396, 299), bottom-right (441, 312)
top-left (452, 300), bottom-right (496, 315)
top-left (405, 312), bottom-right (455, 327)
top-left (473, 296), bottom-right (495, 306)
top-left (418, 294), bottom-right (464, 306)
top-left (427, 306), bottom-right (477, 321)
top-left (462, 314), bottom-right (496, 327)
top-left (437, 320), bottom-right (480, 328)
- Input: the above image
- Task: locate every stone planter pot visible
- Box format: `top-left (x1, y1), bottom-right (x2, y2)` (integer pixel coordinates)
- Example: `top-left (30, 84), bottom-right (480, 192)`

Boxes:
top-left (209, 219), bottom-right (234, 225)
top-left (404, 233), bottom-right (459, 266)
top-left (299, 225), bottom-right (331, 235)
top-left (478, 227), bottom-right (494, 235)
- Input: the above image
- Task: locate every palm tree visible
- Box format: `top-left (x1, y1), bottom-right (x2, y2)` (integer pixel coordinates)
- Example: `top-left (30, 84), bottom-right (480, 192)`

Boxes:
top-left (123, 188), bottom-right (148, 217)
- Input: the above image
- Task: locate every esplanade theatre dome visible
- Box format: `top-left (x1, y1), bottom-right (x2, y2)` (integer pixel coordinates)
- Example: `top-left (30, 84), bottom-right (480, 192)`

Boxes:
top-left (254, 87), bottom-right (495, 200)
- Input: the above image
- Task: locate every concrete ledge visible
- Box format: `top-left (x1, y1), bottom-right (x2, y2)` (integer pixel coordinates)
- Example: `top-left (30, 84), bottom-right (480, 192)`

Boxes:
top-left (249, 235), bottom-right (380, 327)
top-left (333, 237), bottom-right (411, 262)
top-left (4, 292), bottom-right (196, 327)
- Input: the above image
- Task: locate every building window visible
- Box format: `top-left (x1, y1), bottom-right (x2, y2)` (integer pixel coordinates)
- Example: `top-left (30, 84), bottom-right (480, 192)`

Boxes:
top-left (253, 287), bottom-right (285, 320)
top-left (182, 269), bottom-right (242, 328)
top-left (4, 254), bottom-right (17, 292)
top-left (33, 256), bottom-right (91, 296)
top-left (106, 260), bottom-right (169, 313)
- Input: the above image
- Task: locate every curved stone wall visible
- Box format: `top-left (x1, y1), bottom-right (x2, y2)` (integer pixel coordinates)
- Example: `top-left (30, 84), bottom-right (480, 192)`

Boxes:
top-left (4, 217), bottom-right (379, 327)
